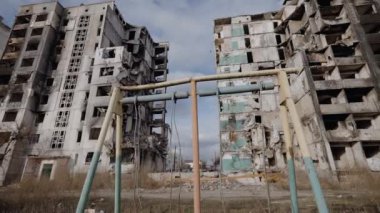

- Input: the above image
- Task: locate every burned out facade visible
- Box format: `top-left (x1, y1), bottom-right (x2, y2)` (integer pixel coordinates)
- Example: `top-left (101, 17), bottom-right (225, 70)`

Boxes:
top-left (215, 0), bottom-right (380, 176)
top-left (0, 1), bottom-right (169, 185)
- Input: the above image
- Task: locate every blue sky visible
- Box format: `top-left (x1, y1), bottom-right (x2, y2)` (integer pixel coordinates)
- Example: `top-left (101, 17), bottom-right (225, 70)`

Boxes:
top-left (1, 0), bottom-right (282, 161)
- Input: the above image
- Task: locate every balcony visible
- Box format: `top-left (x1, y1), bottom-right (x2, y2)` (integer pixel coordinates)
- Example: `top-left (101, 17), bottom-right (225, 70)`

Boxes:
top-left (2, 52), bottom-right (20, 60)
top-left (312, 6), bottom-right (350, 34)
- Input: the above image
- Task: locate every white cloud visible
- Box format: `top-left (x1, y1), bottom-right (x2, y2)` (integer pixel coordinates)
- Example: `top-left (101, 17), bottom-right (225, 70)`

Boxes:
top-left (1, 0), bottom-right (282, 161)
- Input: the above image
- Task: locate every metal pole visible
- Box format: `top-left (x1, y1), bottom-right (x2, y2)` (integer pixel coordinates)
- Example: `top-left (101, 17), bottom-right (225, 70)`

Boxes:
top-left (76, 87), bottom-right (120, 213)
top-left (190, 80), bottom-right (201, 213)
top-left (279, 106), bottom-right (299, 213)
top-left (115, 110), bottom-right (123, 213)
top-left (120, 68), bottom-right (300, 91)
top-left (278, 71), bottom-right (328, 213)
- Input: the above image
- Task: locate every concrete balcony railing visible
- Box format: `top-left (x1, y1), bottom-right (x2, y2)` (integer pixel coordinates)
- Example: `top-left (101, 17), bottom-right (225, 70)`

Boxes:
top-left (8, 37), bottom-right (25, 45)
top-left (320, 102), bottom-right (379, 115)
top-left (327, 129), bottom-right (380, 142)
top-left (2, 52), bottom-right (21, 60)
top-left (314, 78), bottom-right (374, 90)
top-left (312, 6), bottom-right (350, 34)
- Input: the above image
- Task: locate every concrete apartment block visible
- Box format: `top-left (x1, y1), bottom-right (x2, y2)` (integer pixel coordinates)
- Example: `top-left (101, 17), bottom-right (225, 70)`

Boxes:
top-left (0, 1), bottom-right (169, 186)
top-left (215, 0), bottom-right (380, 178)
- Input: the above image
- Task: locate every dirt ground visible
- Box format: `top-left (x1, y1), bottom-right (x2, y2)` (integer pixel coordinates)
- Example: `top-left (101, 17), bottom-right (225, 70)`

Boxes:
top-left (0, 172), bottom-right (379, 212)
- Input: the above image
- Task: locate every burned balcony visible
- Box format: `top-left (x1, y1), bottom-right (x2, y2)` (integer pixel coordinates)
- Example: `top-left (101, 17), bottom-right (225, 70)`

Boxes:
top-left (344, 87), bottom-right (373, 103)
top-left (14, 15), bottom-right (32, 28)
top-left (331, 44), bottom-right (356, 58)
top-left (14, 74), bottom-right (30, 84)
top-left (312, 5), bottom-right (350, 34)
top-left (317, 89), bottom-right (346, 105)
top-left (322, 114), bottom-right (349, 131)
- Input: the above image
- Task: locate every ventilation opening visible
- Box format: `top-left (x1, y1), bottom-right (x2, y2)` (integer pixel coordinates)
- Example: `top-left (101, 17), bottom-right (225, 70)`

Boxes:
top-left (31, 28), bottom-right (43, 36)
top-left (323, 114), bottom-right (349, 130)
top-left (96, 86), bottom-right (111, 96)
top-left (89, 128), bottom-right (101, 140)
top-left (244, 38), bottom-right (251, 48)
top-left (15, 74), bottom-right (30, 84)
top-left (21, 58), bottom-right (34, 67)
top-left (35, 14), bottom-right (48, 22)
top-left (345, 87), bottom-right (372, 103)
top-left (9, 93), bottom-right (23, 102)
top-left (15, 15), bottom-right (32, 25)
top-left (247, 52), bottom-right (253, 63)
top-left (26, 40), bottom-right (40, 51)
top-left (317, 89), bottom-right (342, 104)
top-left (3, 111), bottom-right (17, 122)
top-left (331, 146), bottom-right (345, 161)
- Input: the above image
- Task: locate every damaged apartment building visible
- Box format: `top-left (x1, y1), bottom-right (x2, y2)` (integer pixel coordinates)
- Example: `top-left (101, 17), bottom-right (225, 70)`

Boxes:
top-left (0, 1), bottom-right (169, 186)
top-left (215, 0), bottom-right (380, 177)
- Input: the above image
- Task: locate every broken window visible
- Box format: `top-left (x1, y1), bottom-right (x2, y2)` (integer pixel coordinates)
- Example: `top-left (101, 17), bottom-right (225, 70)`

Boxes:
top-left (244, 38), bottom-right (251, 48)
top-left (69, 58), bottom-right (81, 73)
top-left (362, 143), bottom-right (380, 159)
top-left (11, 29), bottom-right (27, 38)
top-left (15, 15), bottom-right (32, 25)
top-left (247, 52), bottom-right (253, 63)
top-left (26, 40), bottom-right (40, 51)
top-left (85, 152), bottom-right (94, 164)
top-left (55, 111), bottom-right (70, 127)
top-left (40, 95), bottom-right (48, 105)
top-left (63, 19), bottom-right (69, 26)
top-left (127, 44), bottom-right (134, 52)
top-left (40, 163), bottom-right (53, 179)
top-left (278, 48), bottom-right (285, 60)
top-left (331, 146), bottom-right (345, 161)
top-left (50, 131), bottom-right (65, 149)
top-left (323, 114), bottom-right (349, 130)
top-left (276, 35), bottom-right (282, 44)
top-left (345, 88), bottom-right (372, 103)
top-left (46, 78), bottom-right (54, 87)
top-left (21, 58), bottom-right (34, 67)
top-left (97, 28), bottom-right (101, 36)
top-left (102, 49), bottom-right (115, 58)
top-left (15, 74), bottom-right (30, 84)
top-left (77, 131), bottom-right (82, 143)
top-left (331, 44), bottom-right (355, 57)
top-left (255, 115), bottom-right (262, 123)
top-left (63, 75), bottom-right (78, 90)
top-left (128, 31), bottom-right (136, 40)
top-left (75, 29), bottom-right (87, 42)
top-left (317, 89), bottom-right (342, 104)
top-left (96, 86), bottom-right (111, 96)
top-left (0, 132), bottom-right (11, 145)
top-left (100, 67), bottom-right (114, 76)
top-left (0, 75), bottom-right (11, 85)
top-left (31, 28), bottom-right (43, 36)
top-left (78, 15), bottom-right (90, 28)
top-left (36, 112), bottom-right (45, 124)
top-left (81, 110), bottom-right (86, 121)
top-left (3, 111), bottom-right (17, 122)
top-left (243, 24), bottom-right (249, 35)
top-left (99, 15), bottom-right (104, 22)
top-left (93, 106), bottom-right (107, 117)
top-left (89, 128), bottom-right (101, 140)
top-left (88, 73), bottom-right (92, 83)
top-left (59, 92), bottom-right (74, 108)
top-left (29, 134), bottom-right (40, 144)
top-left (35, 14), bottom-right (48, 22)
top-left (9, 93), bottom-right (23, 102)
